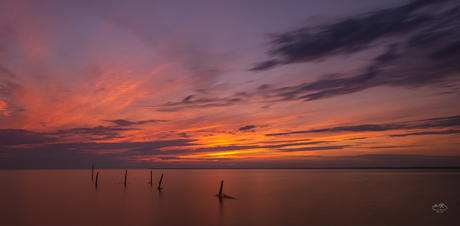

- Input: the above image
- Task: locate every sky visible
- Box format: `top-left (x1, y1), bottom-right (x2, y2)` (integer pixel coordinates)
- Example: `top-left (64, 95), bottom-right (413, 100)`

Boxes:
top-left (0, 0), bottom-right (459, 169)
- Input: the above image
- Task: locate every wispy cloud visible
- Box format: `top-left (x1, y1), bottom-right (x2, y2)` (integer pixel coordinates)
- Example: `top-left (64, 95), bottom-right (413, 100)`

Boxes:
top-left (50, 126), bottom-right (135, 140)
top-left (157, 95), bottom-right (243, 111)
top-left (251, 0), bottom-right (457, 70)
top-left (0, 129), bottom-right (55, 146)
top-left (247, 0), bottom-right (460, 102)
top-left (0, 138), bottom-right (198, 169)
top-left (238, 125), bottom-right (256, 132)
top-left (104, 119), bottom-right (167, 127)
top-left (388, 129), bottom-right (460, 137)
top-left (366, 145), bottom-right (424, 149)
top-left (0, 125), bottom-right (140, 146)
top-left (266, 114), bottom-right (460, 136)
top-left (278, 145), bottom-right (350, 152)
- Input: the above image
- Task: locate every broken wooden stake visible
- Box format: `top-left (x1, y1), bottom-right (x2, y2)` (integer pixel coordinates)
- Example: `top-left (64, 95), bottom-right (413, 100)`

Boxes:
top-left (95, 172), bottom-right (99, 187)
top-left (219, 180), bottom-right (224, 198)
top-left (216, 180), bottom-right (235, 199)
top-left (92, 164), bottom-right (94, 180)
top-left (124, 170), bottom-right (127, 186)
top-left (158, 174), bottom-right (163, 190)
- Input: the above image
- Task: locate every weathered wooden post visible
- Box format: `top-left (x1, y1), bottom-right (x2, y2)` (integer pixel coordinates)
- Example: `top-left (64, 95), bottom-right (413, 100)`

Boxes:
top-left (92, 164), bottom-right (94, 180)
top-left (95, 172), bottom-right (99, 187)
top-left (219, 180), bottom-right (224, 198)
top-left (150, 171), bottom-right (153, 185)
top-left (124, 170), bottom-right (127, 186)
top-left (158, 174), bottom-right (163, 190)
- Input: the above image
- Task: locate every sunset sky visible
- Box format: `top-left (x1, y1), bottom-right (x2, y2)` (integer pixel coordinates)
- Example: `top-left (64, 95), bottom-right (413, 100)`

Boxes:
top-left (1, 0), bottom-right (459, 169)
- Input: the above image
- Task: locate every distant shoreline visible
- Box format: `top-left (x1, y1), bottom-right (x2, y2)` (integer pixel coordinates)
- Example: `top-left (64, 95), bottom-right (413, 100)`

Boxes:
top-left (2, 167), bottom-right (460, 170)
top-left (147, 167), bottom-right (460, 169)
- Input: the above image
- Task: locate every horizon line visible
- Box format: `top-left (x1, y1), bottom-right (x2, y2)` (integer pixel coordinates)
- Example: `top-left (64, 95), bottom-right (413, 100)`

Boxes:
top-left (2, 167), bottom-right (460, 170)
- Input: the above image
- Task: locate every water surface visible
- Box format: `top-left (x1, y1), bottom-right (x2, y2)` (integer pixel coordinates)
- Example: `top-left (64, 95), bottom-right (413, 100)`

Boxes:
top-left (0, 169), bottom-right (459, 226)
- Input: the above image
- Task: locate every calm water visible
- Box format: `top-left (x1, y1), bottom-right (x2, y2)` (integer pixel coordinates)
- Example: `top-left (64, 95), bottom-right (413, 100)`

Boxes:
top-left (0, 169), bottom-right (459, 226)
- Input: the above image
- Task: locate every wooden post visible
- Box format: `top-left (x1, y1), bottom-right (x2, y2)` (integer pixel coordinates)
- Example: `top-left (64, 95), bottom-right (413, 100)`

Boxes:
top-left (95, 172), bottom-right (99, 187)
top-left (92, 164), bottom-right (94, 180)
top-left (219, 180), bottom-right (224, 198)
top-left (150, 171), bottom-right (153, 185)
top-left (124, 170), bottom-right (127, 186)
top-left (158, 174), bottom-right (163, 189)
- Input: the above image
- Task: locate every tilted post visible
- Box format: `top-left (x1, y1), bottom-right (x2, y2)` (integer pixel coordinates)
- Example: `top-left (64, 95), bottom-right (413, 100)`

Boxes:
top-left (219, 180), bottom-right (224, 198)
top-left (95, 172), bottom-right (99, 187)
top-left (158, 174), bottom-right (163, 189)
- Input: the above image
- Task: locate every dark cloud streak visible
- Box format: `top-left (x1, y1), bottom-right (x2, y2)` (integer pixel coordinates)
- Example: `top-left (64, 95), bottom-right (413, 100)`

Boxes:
top-left (104, 119), bottom-right (167, 127)
top-left (51, 126), bottom-right (134, 140)
top-left (157, 96), bottom-right (243, 111)
top-left (251, 0), bottom-right (453, 70)
top-left (278, 145), bottom-right (350, 152)
top-left (266, 114), bottom-right (460, 136)
top-left (245, 0), bottom-right (460, 103)
top-left (0, 129), bottom-right (55, 146)
top-left (238, 125), bottom-right (256, 132)
top-left (388, 129), bottom-right (460, 137)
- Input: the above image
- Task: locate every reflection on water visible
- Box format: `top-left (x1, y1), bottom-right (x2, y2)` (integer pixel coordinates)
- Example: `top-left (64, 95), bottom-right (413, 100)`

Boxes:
top-left (0, 169), bottom-right (459, 226)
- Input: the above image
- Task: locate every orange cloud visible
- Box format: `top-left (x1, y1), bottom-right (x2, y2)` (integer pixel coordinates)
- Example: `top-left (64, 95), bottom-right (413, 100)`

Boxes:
top-left (0, 98), bottom-right (9, 116)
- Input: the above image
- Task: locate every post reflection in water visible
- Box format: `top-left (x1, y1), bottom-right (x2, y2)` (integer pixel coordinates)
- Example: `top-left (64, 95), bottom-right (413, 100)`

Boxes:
top-left (219, 195), bottom-right (224, 225)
